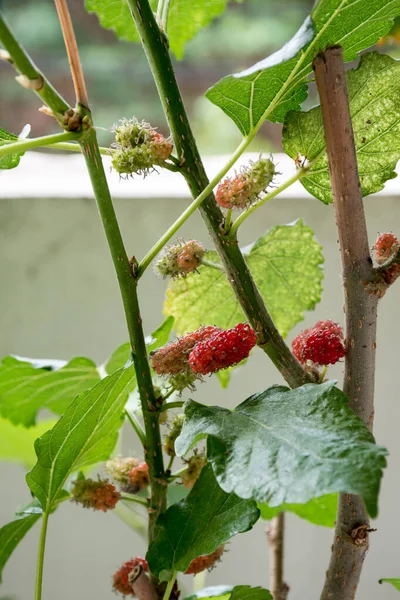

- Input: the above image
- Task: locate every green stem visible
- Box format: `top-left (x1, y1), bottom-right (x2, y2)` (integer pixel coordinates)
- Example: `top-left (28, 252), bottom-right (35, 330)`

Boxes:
top-left (120, 492), bottom-right (149, 507)
top-left (128, 0), bottom-right (313, 389)
top-left (159, 400), bottom-right (184, 412)
top-left (230, 168), bottom-right (307, 236)
top-left (163, 572), bottom-right (177, 600)
top-left (166, 455), bottom-right (175, 472)
top-left (224, 209), bottom-right (232, 232)
top-left (0, 11), bottom-right (70, 122)
top-left (34, 511), bottom-right (49, 600)
top-left (0, 131), bottom-right (81, 158)
top-left (125, 408), bottom-right (146, 445)
top-left (80, 127), bottom-right (166, 541)
top-left (136, 137), bottom-right (249, 277)
top-left (45, 141), bottom-right (110, 155)
top-left (199, 258), bottom-right (224, 272)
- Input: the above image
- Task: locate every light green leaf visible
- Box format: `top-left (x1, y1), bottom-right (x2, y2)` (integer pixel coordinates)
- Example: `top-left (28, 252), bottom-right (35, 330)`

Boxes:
top-left (185, 587), bottom-right (272, 600)
top-left (0, 356), bottom-right (101, 427)
top-left (146, 464), bottom-right (259, 578)
top-left (283, 52), bottom-right (400, 204)
top-left (175, 381), bottom-right (387, 518)
top-left (379, 579), bottom-right (400, 591)
top-left (167, 0), bottom-right (228, 59)
top-left (206, 0), bottom-right (400, 134)
top-left (258, 494), bottom-right (338, 528)
top-left (0, 417), bottom-right (58, 468)
top-left (0, 128), bottom-right (23, 170)
top-left (26, 366), bottom-right (135, 511)
top-left (164, 220), bottom-right (323, 338)
top-left (105, 317), bottom-right (174, 374)
top-left (85, 0), bottom-right (228, 59)
top-left (0, 513), bottom-right (41, 582)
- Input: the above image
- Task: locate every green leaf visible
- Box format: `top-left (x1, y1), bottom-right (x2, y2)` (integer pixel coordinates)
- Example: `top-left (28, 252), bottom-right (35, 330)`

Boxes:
top-left (283, 52), bottom-right (400, 204)
top-left (165, 220), bottom-right (323, 338)
top-left (105, 316), bottom-right (174, 374)
top-left (85, 0), bottom-right (227, 58)
top-left (0, 417), bottom-right (58, 468)
top-left (185, 587), bottom-right (272, 600)
top-left (206, 0), bottom-right (400, 135)
top-left (175, 381), bottom-right (388, 518)
top-left (0, 356), bottom-right (101, 427)
top-left (0, 128), bottom-right (23, 170)
top-left (26, 366), bottom-right (135, 511)
top-left (258, 494), bottom-right (337, 528)
top-left (146, 464), bottom-right (259, 578)
top-left (167, 0), bottom-right (228, 59)
top-left (379, 579), bottom-right (400, 591)
top-left (0, 514), bottom-right (41, 582)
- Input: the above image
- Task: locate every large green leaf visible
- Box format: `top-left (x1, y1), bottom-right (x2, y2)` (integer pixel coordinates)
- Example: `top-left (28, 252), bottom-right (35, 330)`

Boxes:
top-left (206, 0), bottom-right (400, 135)
top-left (283, 52), bottom-right (400, 204)
top-left (258, 494), bottom-right (337, 528)
top-left (175, 381), bottom-right (387, 518)
top-left (146, 464), bottom-right (259, 579)
top-left (85, 0), bottom-right (228, 59)
top-left (105, 316), bottom-right (174, 375)
top-left (0, 514), bottom-right (41, 582)
top-left (0, 417), bottom-right (58, 468)
top-left (379, 579), bottom-right (400, 591)
top-left (164, 220), bottom-right (323, 338)
top-left (0, 356), bottom-right (101, 427)
top-left (185, 587), bottom-right (272, 600)
top-left (0, 128), bottom-right (23, 170)
top-left (26, 366), bottom-right (135, 511)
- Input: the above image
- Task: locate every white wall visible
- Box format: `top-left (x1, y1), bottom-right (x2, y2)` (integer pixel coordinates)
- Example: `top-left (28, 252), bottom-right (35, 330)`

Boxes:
top-left (0, 154), bottom-right (399, 600)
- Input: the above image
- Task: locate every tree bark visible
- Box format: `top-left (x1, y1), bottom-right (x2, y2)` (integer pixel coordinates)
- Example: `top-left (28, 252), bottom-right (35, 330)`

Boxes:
top-left (314, 46), bottom-right (378, 600)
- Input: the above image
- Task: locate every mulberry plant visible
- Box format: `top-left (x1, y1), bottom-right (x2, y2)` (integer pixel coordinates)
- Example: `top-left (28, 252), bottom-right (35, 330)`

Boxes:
top-left (0, 2), bottom-right (400, 600)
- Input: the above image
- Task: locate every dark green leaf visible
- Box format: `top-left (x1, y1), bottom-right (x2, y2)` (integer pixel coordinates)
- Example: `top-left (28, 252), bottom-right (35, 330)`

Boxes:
top-left (0, 356), bottom-right (101, 427)
top-left (175, 381), bottom-right (387, 518)
top-left (146, 464), bottom-right (259, 578)
top-left (105, 317), bottom-right (174, 374)
top-left (26, 366), bottom-right (135, 511)
top-left (0, 514), bottom-right (41, 582)
top-left (0, 417), bottom-right (58, 468)
top-left (85, 0), bottom-right (227, 58)
top-left (206, 0), bottom-right (400, 134)
top-left (258, 494), bottom-right (337, 528)
top-left (379, 579), bottom-right (400, 591)
top-left (0, 128), bottom-right (22, 170)
top-left (283, 52), bottom-right (400, 204)
top-left (165, 220), bottom-right (323, 338)
top-left (185, 587), bottom-right (272, 600)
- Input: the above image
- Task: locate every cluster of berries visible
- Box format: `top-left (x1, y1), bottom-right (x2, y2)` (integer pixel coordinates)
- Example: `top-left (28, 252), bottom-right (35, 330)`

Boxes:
top-left (155, 240), bottom-right (205, 279)
top-left (111, 117), bottom-right (173, 176)
top-left (71, 477), bottom-right (120, 512)
top-left (292, 320), bottom-right (346, 367)
top-left (113, 548), bottom-right (225, 596)
top-left (151, 323), bottom-right (257, 377)
top-left (373, 232), bottom-right (400, 287)
top-left (215, 156), bottom-right (276, 209)
top-left (106, 456), bottom-right (149, 494)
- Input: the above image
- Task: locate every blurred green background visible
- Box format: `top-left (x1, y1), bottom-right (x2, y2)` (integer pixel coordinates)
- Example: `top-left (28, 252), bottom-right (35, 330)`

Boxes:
top-left (0, 0), bottom-right (316, 152)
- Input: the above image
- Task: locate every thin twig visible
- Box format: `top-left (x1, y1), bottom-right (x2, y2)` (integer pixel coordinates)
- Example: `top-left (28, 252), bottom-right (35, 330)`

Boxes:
top-left (314, 46), bottom-right (379, 600)
top-left (53, 0), bottom-right (88, 107)
top-left (267, 513), bottom-right (289, 600)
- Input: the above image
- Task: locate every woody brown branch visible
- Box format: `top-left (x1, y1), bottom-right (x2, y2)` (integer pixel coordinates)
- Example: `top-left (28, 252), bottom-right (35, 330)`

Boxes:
top-left (313, 46), bottom-right (379, 600)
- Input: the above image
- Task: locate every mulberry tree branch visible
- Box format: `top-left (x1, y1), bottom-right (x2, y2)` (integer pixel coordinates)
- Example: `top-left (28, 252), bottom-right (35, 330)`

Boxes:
top-left (314, 46), bottom-right (379, 600)
top-left (127, 0), bottom-right (313, 389)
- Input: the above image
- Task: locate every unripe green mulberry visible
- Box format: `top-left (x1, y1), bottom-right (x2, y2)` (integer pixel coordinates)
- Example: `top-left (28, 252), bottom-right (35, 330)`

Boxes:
top-left (154, 240), bottom-right (205, 279)
top-left (111, 117), bottom-right (173, 176)
top-left (164, 414), bottom-right (185, 457)
top-left (215, 156), bottom-right (276, 209)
